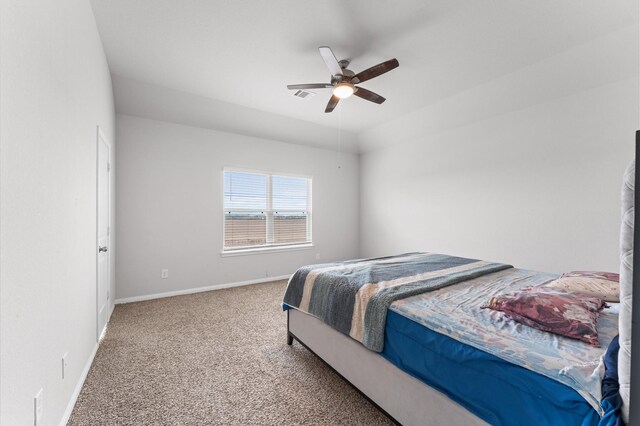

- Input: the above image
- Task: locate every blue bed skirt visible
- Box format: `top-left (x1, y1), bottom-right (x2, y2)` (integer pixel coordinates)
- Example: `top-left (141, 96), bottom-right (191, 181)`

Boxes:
top-left (381, 310), bottom-right (600, 426)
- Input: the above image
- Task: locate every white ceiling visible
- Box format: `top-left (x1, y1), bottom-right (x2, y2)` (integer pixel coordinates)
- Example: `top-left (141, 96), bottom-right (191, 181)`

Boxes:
top-left (91, 0), bottom-right (636, 135)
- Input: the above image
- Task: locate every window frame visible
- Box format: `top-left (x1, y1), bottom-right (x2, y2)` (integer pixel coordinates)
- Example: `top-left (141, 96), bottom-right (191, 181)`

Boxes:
top-left (221, 167), bottom-right (313, 255)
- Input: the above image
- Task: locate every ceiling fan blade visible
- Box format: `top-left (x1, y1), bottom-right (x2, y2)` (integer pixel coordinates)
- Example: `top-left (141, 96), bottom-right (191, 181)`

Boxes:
top-left (319, 46), bottom-right (343, 77)
top-left (287, 83), bottom-right (332, 90)
top-left (352, 58), bottom-right (399, 84)
top-left (325, 95), bottom-right (340, 113)
top-left (353, 87), bottom-right (386, 104)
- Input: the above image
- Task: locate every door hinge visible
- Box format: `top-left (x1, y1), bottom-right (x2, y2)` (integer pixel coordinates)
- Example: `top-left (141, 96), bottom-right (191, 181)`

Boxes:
top-left (107, 226), bottom-right (110, 236)
top-left (107, 290), bottom-right (110, 300)
top-left (107, 162), bottom-right (111, 172)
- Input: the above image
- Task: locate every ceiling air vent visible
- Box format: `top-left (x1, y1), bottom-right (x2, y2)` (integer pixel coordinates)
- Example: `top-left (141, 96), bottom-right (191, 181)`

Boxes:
top-left (292, 89), bottom-right (315, 100)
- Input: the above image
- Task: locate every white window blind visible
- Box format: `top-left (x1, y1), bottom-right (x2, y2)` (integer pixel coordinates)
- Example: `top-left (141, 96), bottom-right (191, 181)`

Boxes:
top-left (223, 169), bottom-right (312, 251)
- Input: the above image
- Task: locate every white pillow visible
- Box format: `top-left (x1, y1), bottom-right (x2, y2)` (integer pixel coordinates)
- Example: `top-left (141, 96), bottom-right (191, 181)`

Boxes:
top-left (544, 271), bottom-right (620, 302)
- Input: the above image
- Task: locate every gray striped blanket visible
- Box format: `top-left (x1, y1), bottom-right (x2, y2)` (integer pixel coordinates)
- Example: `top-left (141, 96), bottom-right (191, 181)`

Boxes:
top-left (283, 252), bottom-right (512, 352)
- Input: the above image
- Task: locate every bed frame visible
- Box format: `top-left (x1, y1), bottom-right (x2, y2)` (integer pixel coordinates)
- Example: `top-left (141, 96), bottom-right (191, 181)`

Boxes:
top-left (287, 131), bottom-right (640, 425)
top-left (286, 308), bottom-right (487, 425)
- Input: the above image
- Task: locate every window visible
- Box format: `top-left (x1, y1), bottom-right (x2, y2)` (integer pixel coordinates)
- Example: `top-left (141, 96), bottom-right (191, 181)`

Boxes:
top-left (223, 169), bottom-right (312, 252)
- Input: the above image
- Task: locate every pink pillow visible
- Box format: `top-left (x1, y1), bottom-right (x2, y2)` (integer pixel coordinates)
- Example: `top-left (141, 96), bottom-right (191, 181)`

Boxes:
top-left (483, 287), bottom-right (606, 346)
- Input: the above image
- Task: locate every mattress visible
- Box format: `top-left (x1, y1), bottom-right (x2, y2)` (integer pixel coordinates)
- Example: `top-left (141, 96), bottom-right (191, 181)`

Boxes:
top-left (390, 268), bottom-right (618, 413)
top-left (382, 267), bottom-right (619, 425)
top-left (383, 310), bottom-right (599, 426)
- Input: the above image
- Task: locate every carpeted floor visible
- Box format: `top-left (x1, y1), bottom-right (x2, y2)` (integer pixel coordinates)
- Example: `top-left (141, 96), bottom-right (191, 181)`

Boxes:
top-left (69, 280), bottom-right (393, 425)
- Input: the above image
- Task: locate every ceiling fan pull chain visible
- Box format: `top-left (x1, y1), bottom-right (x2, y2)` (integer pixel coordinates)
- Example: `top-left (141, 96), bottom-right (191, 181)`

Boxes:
top-left (337, 103), bottom-right (342, 169)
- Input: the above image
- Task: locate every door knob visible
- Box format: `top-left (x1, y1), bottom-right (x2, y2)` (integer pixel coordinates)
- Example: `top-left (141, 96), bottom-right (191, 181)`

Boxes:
top-left (99, 246), bottom-right (108, 253)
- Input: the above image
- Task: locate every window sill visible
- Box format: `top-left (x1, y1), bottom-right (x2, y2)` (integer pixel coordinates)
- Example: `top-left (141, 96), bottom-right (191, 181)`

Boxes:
top-left (220, 243), bottom-right (314, 257)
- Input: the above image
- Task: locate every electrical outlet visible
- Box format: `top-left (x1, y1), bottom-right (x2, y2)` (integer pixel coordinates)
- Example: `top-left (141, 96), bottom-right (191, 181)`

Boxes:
top-left (34, 388), bottom-right (43, 426)
top-left (62, 353), bottom-right (68, 380)
top-left (316, 253), bottom-right (321, 260)
top-left (161, 269), bottom-right (169, 279)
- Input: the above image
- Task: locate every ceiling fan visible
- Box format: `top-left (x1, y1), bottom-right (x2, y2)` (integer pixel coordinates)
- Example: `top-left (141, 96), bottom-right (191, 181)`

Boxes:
top-left (287, 46), bottom-right (399, 113)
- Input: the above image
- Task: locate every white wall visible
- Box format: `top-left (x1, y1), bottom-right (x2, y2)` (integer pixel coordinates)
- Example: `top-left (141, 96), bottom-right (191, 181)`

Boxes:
top-left (359, 25), bottom-right (638, 273)
top-left (112, 75), bottom-right (361, 153)
top-left (115, 114), bottom-right (359, 300)
top-left (0, 0), bottom-right (115, 425)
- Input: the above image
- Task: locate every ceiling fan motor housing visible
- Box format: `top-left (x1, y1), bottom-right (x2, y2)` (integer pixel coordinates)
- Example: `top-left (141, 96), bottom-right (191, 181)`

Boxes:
top-left (331, 67), bottom-right (355, 84)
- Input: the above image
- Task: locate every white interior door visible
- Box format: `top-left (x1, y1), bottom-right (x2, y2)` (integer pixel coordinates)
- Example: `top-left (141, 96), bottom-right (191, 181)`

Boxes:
top-left (96, 127), bottom-right (111, 340)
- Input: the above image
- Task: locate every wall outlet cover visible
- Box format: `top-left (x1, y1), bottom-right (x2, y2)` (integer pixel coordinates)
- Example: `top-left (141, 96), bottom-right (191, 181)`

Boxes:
top-left (62, 353), bottom-right (68, 380)
top-left (161, 269), bottom-right (169, 279)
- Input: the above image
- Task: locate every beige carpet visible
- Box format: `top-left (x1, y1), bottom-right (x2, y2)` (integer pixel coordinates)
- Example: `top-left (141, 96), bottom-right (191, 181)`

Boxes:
top-left (69, 280), bottom-right (393, 425)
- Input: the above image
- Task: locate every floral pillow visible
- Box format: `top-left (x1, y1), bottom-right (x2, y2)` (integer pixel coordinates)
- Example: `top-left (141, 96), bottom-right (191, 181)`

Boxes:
top-left (543, 271), bottom-right (620, 302)
top-left (483, 287), bottom-right (606, 346)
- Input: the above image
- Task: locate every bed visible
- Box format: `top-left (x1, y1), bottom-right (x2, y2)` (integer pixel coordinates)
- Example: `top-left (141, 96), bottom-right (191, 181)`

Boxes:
top-left (282, 137), bottom-right (638, 426)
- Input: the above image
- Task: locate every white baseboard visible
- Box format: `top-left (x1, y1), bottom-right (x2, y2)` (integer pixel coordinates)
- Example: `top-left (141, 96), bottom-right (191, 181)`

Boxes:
top-left (114, 274), bottom-right (291, 305)
top-left (59, 342), bottom-right (99, 426)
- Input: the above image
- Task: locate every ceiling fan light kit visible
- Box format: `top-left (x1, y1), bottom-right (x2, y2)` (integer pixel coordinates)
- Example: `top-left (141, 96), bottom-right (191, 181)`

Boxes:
top-left (287, 46), bottom-right (399, 113)
top-left (333, 82), bottom-right (355, 99)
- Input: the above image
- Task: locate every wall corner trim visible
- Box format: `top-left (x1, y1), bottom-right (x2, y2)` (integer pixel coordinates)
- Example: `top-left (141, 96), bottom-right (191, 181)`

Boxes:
top-left (114, 274), bottom-right (292, 305)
